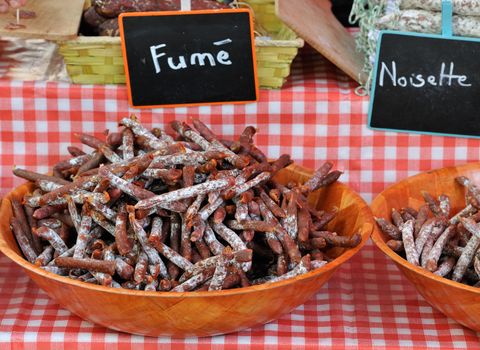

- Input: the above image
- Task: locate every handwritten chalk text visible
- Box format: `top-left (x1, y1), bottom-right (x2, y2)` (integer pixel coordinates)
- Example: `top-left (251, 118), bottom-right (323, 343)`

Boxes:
top-left (150, 38), bottom-right (233, 74)
top-left (379, 61), bottom-right (472, 88)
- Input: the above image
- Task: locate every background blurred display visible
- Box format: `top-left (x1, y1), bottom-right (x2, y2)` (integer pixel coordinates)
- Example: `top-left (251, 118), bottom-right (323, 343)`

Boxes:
top-left (332, 0), bottom-right (355, 26)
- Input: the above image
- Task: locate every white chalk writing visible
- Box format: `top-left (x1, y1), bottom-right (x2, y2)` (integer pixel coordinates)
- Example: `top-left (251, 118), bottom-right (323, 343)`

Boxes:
top-left (379, 61), bottom-right (471, 88)
top-left (150, 38), bottom-right (233, 74)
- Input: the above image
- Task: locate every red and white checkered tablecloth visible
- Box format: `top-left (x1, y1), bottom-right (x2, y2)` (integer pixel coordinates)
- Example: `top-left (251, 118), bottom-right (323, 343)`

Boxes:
top-left (1, 47), bottom-right (480, 349)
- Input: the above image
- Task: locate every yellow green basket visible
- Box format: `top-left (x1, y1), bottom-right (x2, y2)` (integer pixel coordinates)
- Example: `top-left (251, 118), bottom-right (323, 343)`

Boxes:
top-left (59, 0), bottom-right (304, 89)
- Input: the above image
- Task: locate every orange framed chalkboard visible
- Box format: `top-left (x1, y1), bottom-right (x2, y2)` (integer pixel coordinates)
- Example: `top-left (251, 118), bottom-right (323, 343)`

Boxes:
top-left (119, 9), bottom-right (259, 109)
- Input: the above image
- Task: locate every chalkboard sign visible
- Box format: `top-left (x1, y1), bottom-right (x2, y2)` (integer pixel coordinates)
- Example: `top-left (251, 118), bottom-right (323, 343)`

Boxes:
top-left (368, 31), bottom-right (480, 138)
top-left (119, 9), bottom-right (258, 108)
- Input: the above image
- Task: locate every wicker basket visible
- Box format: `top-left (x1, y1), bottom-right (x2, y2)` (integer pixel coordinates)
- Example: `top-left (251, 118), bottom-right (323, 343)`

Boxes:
top-left (59, 0), bottom-right (304, 89)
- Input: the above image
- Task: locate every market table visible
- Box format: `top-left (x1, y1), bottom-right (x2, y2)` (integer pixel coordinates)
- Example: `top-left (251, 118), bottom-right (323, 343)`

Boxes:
top-left (1, 47), bottom-right (480, 349)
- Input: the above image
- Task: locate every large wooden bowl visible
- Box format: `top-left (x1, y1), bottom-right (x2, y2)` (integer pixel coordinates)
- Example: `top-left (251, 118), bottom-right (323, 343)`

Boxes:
top-left (0, 164), bottom-right (373, 337)
top-left (371, 162), bottom-right (480, 332)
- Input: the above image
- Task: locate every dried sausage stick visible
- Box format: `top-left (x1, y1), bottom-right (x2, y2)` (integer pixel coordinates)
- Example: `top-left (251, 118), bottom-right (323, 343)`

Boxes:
top-left (135, 178), bottom-right (234, 210)
top-left (128, 208), bottom-right (169, 279)
top-left (73, 205), bottom-right (93, 258)
top-left (375, 217), bottom-right (402, 240)
top-left (148, 234), bottom-right (194, 272)
top-left (452, 218), bottom-right (480, 282)
top-left (10, 217), bottom-right (37, 263)
top-left (402, 220), bottom-right (419, 266)
top-left (425, 225), bottom-right (456, 272)
top-left (266, 255), bottom-right (311, 284)
top-left (55, 257), bottom-right (116, 275)
top-left (121, 116), bottom-right (171, 150)
top-left (203, 224), bottom-right (225, 256)
top-left (34, 226), bottom-right (68, 255)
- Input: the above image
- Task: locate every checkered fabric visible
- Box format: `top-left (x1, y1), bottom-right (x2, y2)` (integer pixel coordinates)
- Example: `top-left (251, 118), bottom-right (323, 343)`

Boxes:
top-left (1, 47), bottom-right (480, 348)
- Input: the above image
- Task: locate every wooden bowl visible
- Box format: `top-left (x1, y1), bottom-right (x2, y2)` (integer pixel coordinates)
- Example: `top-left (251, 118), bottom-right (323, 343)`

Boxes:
top-left (0, 164), bottom-right (373, 337)
top-left (371, 162), bottom-right (480, 332)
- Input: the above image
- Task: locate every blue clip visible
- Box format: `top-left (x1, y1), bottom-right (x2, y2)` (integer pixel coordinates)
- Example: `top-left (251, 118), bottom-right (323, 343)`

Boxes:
top-left (442, 0), bottom-right (453, 37)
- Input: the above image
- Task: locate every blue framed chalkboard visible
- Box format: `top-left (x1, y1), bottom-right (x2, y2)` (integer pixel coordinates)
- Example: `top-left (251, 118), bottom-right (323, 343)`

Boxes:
top-left (368, 1), bottom-right (480, 138)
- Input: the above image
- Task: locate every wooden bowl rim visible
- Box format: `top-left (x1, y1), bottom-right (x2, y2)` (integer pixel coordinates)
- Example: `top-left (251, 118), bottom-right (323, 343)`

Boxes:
top-left (0, 164), bottom-right (373, 298)
top-left (371, 161), bottom-right (480, 295)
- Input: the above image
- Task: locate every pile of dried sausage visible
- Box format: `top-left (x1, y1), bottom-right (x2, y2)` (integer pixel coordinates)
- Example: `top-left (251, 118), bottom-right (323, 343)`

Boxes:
top-left (82, 0), bottom-right (230, 36)
top-left (377, 177), bottom-right (480, 286)
top-left (10, 116), bottom-right (361, 292)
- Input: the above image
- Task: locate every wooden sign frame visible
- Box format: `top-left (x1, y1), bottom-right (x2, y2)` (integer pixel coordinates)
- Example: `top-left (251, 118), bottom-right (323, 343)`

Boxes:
top-left (118, 9), bottom-right (259, 109)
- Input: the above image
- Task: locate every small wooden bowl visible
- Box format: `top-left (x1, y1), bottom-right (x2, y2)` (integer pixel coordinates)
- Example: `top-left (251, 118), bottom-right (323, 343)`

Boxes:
top-left (0, 164), bottom-right (373, 337)
top-left (371, 162), bottom-right (480, 332)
